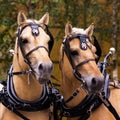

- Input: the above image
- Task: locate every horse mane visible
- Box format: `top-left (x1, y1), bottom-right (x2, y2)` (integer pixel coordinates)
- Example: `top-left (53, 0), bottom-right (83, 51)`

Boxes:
top-left (72, 27), bottom-right (86, 34)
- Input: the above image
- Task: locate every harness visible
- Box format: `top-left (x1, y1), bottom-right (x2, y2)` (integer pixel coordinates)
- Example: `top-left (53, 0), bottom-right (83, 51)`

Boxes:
top-left (0, 65), bottom-right (55, 120)
top-left (56, 34), bottom-right (120, 120)
top-left (56, 80), bottom-right (120, 120)
top-left (0, 22), bottom-right (55, 120)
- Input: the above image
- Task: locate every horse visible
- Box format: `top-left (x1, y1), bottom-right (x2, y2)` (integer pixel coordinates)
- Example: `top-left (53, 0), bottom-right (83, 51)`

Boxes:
top-left (0, 11), bottom-right (54, 120)
top-left (58, 23), bottom-right (120, 120)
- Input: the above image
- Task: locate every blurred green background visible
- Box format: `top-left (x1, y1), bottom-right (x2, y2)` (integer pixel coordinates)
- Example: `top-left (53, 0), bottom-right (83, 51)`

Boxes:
top-left (0, 0), bottom-right (120, 86)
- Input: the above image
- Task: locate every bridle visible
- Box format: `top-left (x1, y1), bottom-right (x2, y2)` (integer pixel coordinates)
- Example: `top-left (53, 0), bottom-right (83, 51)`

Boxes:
top-left (16, 22), bottom-right (54, 74)
top-left (0, 22), bottom-right (55, 120)
top-left (62, 34), bottom-right (95, 88)
top-left (57, 34), bottom-right (120, 120)
top-left (54, 34), bottom-right (98, 119)
top-left (0, 65), bottom-right (55, 120)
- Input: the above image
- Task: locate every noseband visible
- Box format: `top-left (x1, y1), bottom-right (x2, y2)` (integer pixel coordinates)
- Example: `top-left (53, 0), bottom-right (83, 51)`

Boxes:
top-left (17, 22), bottom-right (54, 72)
top-left (62, 34), bottom-right (95, 87)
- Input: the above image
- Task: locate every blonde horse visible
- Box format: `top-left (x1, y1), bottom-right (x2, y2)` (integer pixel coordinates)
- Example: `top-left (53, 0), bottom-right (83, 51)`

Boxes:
top-left (0, 12), bottom-right (54, 120)
top-left (59, 23), bottom-right (120, 120)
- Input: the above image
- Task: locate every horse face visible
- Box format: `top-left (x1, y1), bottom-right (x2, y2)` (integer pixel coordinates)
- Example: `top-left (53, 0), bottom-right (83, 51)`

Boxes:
top-left (61, 23), bottom-right (104, 93)
top-left (69, 38), bottom-right (104, 92)
top-left (15, 12), bottom-right (53, 83)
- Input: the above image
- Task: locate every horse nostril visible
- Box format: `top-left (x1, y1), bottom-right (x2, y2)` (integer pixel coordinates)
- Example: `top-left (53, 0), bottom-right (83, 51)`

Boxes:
top-left (90, 76), bottom-right (104, 92)
top-left (38, 62), bottom-right (53, 72)
top-left (92, 78), bottom-right (97, 85)
top-left (39, 63), bottom-right (43, 70)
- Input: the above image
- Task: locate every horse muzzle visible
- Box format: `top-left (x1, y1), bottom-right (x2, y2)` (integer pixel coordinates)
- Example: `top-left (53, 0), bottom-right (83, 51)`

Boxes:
top-left (33, 61), bottom-right (53, 83)
top-left (86, 75), bottom-right (104, 93)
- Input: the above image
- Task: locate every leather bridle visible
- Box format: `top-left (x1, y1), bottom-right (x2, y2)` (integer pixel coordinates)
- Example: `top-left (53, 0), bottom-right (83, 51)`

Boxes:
top-left (0, 23), bottom-right (54, 120)
top-left (56, 34), bottom-right (120, 120)
top-left (62, 34), bottom-right (95, 88)
top-left (17, 22), bottom-right (54, 73)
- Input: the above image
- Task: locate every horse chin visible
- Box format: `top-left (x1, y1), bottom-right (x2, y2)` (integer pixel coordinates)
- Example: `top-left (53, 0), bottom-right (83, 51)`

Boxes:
top-left (34, 73), bottom-right (50, 84)
top-left (87, 86), bottom-right (102, 94)
top-left (38, 78), bottom-right (49, 84)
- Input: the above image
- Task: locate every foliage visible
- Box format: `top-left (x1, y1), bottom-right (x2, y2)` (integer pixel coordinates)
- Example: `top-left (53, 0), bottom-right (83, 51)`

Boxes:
top-left (0, 0), bottom-right (120, 80)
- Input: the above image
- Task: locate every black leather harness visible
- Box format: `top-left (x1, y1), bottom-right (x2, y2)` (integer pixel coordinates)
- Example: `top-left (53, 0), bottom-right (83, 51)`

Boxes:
top-left (17, 22), bottom-right (54, 70)
top-left (0, 66), bottom-right (54, 120)
top-left (0, 22), bottom-right (55, 120)
top-left (56, 34), bottom-right (120, 120)
top-left (56, 82), bottom-right (120, 120)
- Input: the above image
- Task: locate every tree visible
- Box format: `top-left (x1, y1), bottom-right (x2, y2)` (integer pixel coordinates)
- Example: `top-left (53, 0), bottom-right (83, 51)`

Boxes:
top-left (0, 0), bottom-right (120, 81)
top-left (112, 0), bottom-right (119, 85)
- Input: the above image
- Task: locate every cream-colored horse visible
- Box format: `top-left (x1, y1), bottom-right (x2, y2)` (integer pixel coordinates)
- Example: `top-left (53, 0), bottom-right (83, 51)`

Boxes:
top-left (59, 23), bottom-right (120, 120)
top-left (0, 12), bottom-right (54, 120)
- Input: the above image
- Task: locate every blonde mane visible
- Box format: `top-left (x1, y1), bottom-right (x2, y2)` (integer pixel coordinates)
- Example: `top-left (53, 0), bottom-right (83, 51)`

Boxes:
top-left (72, 27), bottom-right (97, 56)
top-left (72, 27), bottom-right (86, 34)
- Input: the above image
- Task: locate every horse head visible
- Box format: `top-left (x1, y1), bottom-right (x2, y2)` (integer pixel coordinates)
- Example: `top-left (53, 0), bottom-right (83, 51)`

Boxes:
top-left (60, 23), bottom-right (104, 93)
top-left (13, 12), bottom-right (54, 84)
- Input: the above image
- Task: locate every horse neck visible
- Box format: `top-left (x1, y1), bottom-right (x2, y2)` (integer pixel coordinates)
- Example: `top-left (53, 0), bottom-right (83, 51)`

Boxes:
top-left (61, 74), bottom-right (87, 107)
top-left (60, 52), bottom-right (87, 107)
top-left (12, 54), bottom-right (43, 101)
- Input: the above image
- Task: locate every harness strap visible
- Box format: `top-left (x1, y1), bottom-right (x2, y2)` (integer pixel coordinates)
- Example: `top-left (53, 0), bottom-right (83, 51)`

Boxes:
top-left (13, 110), bottom-right (30, 120)
top-left (25, 46), bottom-right (49, 58)
top-left (45, 25), bottom-right (54, 54)
top-left (8, 70), bottom-right (32, 76)
top-left (98, 92), bottom-right (120, 120)
top-left (65, 87), bottom-right (81, 103)
top-left (104, 99), bottom-right (120, 120)
top-left (75, 58), bottom-right (95, 69)
top-left (2, 102), bottom-right (30, 120)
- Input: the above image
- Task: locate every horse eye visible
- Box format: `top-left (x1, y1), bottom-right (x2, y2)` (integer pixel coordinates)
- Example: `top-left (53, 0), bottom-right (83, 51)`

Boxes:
top-left (22, 39), bottom-right (28, 44)
top-left (70, 50), bottom-right (79, 56)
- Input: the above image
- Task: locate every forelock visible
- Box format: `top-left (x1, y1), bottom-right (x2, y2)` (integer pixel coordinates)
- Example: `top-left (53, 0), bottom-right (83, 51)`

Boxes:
top-left (72, 27), bottom-right (86, 34)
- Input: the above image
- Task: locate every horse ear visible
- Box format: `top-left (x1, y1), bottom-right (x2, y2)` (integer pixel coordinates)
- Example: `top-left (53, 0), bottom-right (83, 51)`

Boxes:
top-left (85, 23), bottom-right (94, 39)
top-left (39, 12), bottom-right (49, 28)
top-left (65, 23), bottom-right (72, 36)
top-left (17, 11), bottom-right (27, 26)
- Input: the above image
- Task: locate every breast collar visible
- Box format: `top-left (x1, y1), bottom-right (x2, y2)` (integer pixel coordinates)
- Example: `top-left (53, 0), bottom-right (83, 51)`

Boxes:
top-left (0, 66), bottom-right (53, 120)
top-left (57, 77), bottom-right (119, 120)
top-left (57, 78), bottom-right (110, 120)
